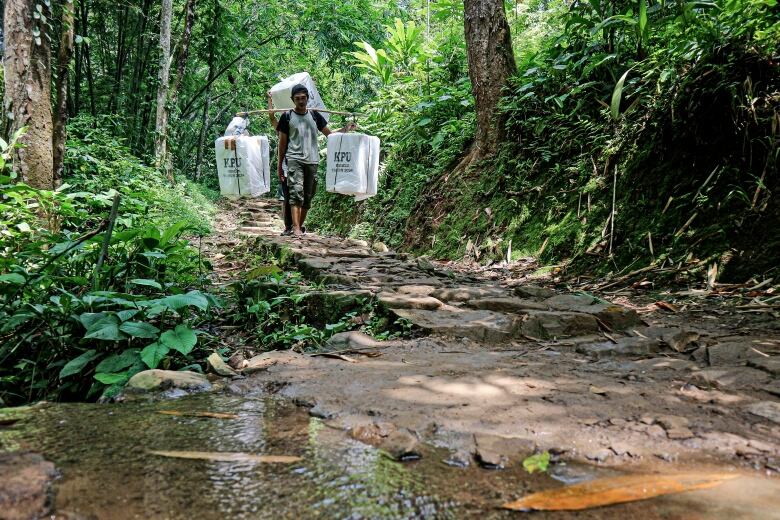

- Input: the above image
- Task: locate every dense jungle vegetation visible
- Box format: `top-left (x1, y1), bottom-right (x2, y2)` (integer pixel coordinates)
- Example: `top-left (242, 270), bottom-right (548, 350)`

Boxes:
top-left (1, 0), bottom-right (778, 404)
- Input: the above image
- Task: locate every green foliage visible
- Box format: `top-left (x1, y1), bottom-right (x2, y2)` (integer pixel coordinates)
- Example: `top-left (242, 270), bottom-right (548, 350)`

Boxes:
top-left (523, 451), bottom-right (551, 474)
top-left (0, 122), bottom-right (220, 405)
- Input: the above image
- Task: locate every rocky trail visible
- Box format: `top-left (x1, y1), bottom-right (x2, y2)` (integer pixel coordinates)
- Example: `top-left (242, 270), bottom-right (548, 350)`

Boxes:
top-left (212, 199), bottom-right (780, 476)
top-left (4, 198), bottom-right (780, 519)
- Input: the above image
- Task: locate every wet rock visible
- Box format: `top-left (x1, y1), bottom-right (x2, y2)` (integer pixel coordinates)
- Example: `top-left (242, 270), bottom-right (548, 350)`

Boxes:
top-left (0, 452), bottom-right (57, 520)
top-left (392, 308), bottom-right (520, 342)
top-left (430, 286), bottom-right (507, 303)
top-left (521, 311), bottom-right (600, 340)
top-left (747, 357), bottom-right (780, 376)
top-left (473, 433), bottom-right (534, 469)
top-left (745, 401), bottom-right (780, 425)
top-left (377, 291), bottom-right (444, 310)
top-left (382, 429), bottom-right (421, 460)
top-left (657, 415), bottom-right (694, 440)
top-left (576, 337), bottom-right (662, 359)
top-left (126, 370), bottom-right (212, 392)
top-left (466, 297), bottom-right (547, 314)
top-left (762, 381), bottom-right (780, 397)
top-left (513, 285), bottom-right (555, 299)
top-left (207, 353), bottom-right (238, 377)
top-left (690, 367), bottom-right (771, 390)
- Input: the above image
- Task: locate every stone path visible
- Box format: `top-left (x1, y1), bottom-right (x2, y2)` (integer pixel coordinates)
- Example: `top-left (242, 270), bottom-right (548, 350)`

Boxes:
top-left (221, 198), bottom-right (780, 472)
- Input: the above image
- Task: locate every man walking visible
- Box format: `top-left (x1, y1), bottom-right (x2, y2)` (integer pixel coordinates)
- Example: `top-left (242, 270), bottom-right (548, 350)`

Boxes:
top-left (276, 84), bottom-right (355, 237)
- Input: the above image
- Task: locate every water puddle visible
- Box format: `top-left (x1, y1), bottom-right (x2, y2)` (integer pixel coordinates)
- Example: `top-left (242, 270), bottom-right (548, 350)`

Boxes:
top-left (2, 393), bottom-right (778, 519)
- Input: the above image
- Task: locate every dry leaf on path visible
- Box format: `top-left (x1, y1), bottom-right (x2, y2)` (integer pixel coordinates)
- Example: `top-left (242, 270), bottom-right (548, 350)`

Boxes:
top-left (501, 472), bottom-right (738, 511)
top-left (654, 301), bottom-right (679, 313)
top-left (157, 410), bottom-right (239, 420)
top-left (149, 450), bottom-right (302, 463)
top-left (320, 353), bottom-right (358, 363)
top-left (589, 385), bottom-right (608, 395)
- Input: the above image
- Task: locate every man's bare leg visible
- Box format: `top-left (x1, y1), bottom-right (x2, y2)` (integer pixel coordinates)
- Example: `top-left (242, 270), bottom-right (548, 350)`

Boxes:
top-left (291, 205), bottom-right (303, 236)
top-left (300, 207), bottom-right (309, 230)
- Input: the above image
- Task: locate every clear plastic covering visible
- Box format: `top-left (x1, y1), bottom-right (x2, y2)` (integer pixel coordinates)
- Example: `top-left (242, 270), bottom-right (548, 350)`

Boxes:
top-left (215, 135), bottom-right (271, 198)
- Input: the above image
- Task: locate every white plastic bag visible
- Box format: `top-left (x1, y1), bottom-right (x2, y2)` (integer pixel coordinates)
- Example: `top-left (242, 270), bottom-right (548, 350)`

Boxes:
top-left (224, 116), bottom-right (249, 136)
top-left (355, 136), bottom-right (380, 202)
top-left (215, 135), bottom-right (271, 198)
top-left (269, 72), bottom-right (330, 122)
top-left (326, 133), bottom-right (370, 195)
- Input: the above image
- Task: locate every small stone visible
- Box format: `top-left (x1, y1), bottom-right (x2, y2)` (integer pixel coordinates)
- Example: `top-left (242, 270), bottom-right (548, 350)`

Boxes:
top-left (748, 357), bottom-right (780, 376)
top-left (745, 401), bottom-right (780, 425)
top-left (126, 370), bottom-right (212, 393)
top-left (576, 337), bottom-right (662, 359)
top-left (640, 415), bottom-right (655, 425)
top-left (207, 352), bottom-right (238, 377)
top-left (691, 367), bottom-right (771, 390)
top-left (377, 292), bottom-right (444, 310)
top-left (308, 403), bottom-right (336, 419)
top-left (580, 417), bottom-right (601, 426)
top-left (381, 430), bottom-right (420, 461)
top-left (585, 448), bottom-right (611, 462)
top-left (396, 285), bottom-right (438, 296)
top-left (473, 433), bottom-right (534, 469)
top-left (0, 453), bottom-right (57, 520)
top-left (521, 311), bottom-right (600, 340)
top-left (372, 241), bottom-right (389, 253)
top-left (654, 452), bottom-right (677, 462)
top-left (610, 443), bottom-right (635, 457)
top-left (748, 439), bottom-right (776, 453)
top-left (609, 418), bottom-right (628, 426)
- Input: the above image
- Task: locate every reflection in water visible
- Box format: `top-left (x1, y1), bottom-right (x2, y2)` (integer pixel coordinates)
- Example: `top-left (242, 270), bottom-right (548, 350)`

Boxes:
top-left (2, 393), bottom-right (778, 519)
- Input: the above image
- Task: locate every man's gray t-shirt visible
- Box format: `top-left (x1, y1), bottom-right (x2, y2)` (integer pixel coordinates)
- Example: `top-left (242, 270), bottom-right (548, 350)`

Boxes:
top-left (277, 110), bottom-right (327, 164)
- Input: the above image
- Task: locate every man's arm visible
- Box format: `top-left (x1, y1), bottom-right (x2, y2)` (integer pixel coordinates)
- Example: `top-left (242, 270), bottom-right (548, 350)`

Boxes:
top-left (315, 111), bottom-right (356, 136)
top-left (267, 92), bottom-right (278, 129)
top-left (277, 132), bottom-right (288, 181)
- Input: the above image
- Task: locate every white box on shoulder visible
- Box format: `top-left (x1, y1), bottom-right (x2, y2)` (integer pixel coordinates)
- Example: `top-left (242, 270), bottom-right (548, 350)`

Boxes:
top-left (269, 72), bottom-right (330, 122)
top-left (215, 135), bottom-right (271, 199)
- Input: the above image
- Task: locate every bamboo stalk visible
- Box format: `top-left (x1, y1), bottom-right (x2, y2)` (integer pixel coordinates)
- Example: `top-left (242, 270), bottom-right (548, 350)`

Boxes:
top-left (236, 108), bottom-right (365, 117)
top-left (93, 194), bottom-right (121, 290)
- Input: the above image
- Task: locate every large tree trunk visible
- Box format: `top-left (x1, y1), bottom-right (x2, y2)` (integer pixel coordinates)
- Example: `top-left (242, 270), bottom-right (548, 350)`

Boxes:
top-left (463, 0), bottom-right (516, 157)
top-left (53, 0), bottom-right (76, 185)
top-left (154, 0), bottom-right (173, 179)
top-left (172, 0), bottom-right (196, 100)
top-left (3, 0), bottom-right (54, 189)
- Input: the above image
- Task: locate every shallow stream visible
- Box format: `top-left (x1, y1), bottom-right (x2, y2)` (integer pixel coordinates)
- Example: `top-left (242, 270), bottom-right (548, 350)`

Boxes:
top-left (2, 393), bottom-right (778, 519)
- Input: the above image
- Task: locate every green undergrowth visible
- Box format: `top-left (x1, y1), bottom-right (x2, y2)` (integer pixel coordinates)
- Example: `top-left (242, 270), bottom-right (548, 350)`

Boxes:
top-left (1, 117), bottom-right (220, 405)
top-left (310, 0), bottom-right (779, 285)
top-left (226, 238), bottom-right (411, 351)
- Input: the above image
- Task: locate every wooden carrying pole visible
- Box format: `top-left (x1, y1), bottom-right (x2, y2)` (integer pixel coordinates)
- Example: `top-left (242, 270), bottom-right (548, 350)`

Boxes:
top-left (235, 108), bottom-right (365, 117)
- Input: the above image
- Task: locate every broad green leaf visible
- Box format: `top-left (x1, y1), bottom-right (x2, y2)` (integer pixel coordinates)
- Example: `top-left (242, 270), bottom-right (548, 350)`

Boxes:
top-left (141, 342), bottom-right (169, 369)
top-left (95, 349), bottom-right (139, 373)
top-left (60, 350), bottom-right (98, 378)
top-left (94, 372), bottom-right (129, 385)
top-left (79, 312), bottom-right (108, 329)
top-left (160, 325), bottom-right (197, 355)
top-left (157, 290), bottom-right (210, 311)
top-left (523, 451), bottom-right (551, 474)
top-left (611, 69), bottom-right (631, 121)
top-left (119, 321), bottom-right (160, 338)
top-left (0, 273), bottom-right (25, 284)
top-left (129, 278), bottom-right (163, 290)
top-left (117, 309), bottom-right (141, 322)
top-left (160, 220), bottom-right (191, 246)
top-left (84, 315), bottom-right (125, 341)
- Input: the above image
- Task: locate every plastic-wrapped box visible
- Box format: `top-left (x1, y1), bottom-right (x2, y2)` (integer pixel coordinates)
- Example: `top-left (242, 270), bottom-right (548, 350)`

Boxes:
top-left (269, 72), bottom-right (330, 122)
top-left (355, 136), bottom-right (380, 202)
top-left (214, 135), bottom-right (270, 198)
top-left (326, 133), bottom-right (372, 195)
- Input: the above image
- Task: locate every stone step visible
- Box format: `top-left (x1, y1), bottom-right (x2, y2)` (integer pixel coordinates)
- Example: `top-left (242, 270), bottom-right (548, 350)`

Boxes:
top-left (391, 307), bottom-right (520, 342)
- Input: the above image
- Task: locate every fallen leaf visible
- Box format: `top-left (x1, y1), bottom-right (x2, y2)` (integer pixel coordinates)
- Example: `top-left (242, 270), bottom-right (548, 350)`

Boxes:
top-left (158, 410), bottom-right (239, 420)
top-left (320, 353), bottom-right (357, 363)
top-left (589, 385), bottom-right (608, 395)
top-left (655, 301), bottom-right (679, 313)
top-left (522, 451), bottom-right (550, 474)
top-left (149, 450), bottom-right (301, 463)
top-left (501, 472), bottom-right (738, 511)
